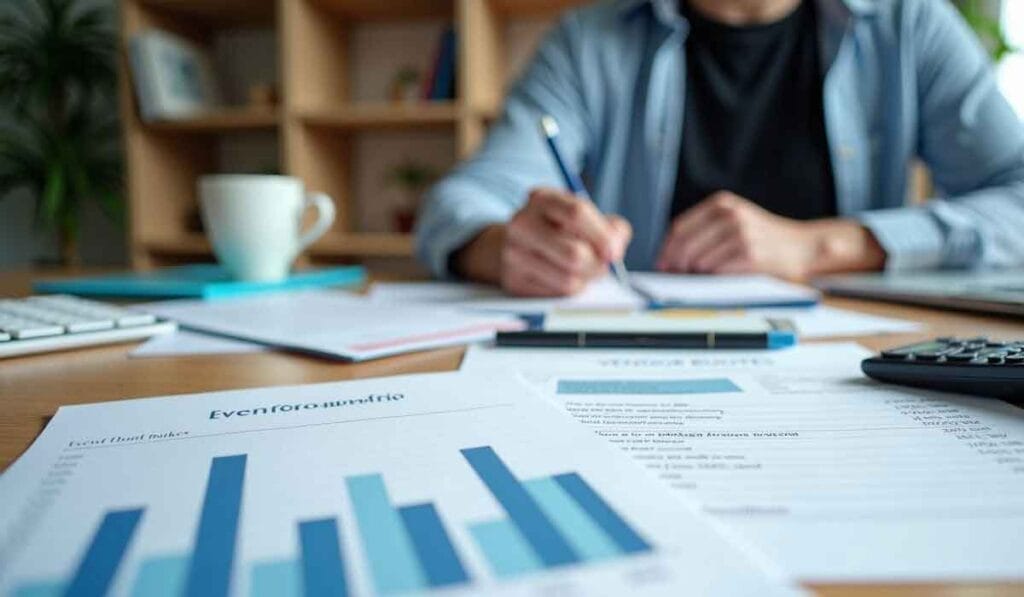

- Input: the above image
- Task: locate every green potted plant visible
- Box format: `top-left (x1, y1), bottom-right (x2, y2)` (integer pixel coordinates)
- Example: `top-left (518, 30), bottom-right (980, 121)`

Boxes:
top-left (0, 0), bottom-right (122, 266)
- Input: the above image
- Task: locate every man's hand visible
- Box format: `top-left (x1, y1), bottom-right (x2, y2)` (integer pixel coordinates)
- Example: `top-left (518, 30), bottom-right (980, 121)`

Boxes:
top-left (657, 191), bottom-right (886, 281)
top-left (455, 188), bottom-right (632, 296)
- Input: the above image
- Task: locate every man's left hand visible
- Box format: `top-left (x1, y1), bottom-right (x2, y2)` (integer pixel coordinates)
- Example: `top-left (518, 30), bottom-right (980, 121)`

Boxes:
top-left (657, 191), bottom-right (887, 281)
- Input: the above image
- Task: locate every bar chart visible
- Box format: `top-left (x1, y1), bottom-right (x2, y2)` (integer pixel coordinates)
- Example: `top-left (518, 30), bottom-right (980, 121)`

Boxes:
top-left (11, 446), bottom-right (651, 597)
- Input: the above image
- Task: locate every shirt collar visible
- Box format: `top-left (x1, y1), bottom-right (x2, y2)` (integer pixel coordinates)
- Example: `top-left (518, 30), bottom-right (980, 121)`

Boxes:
top-left (616, 0), bottom-right (877, 26)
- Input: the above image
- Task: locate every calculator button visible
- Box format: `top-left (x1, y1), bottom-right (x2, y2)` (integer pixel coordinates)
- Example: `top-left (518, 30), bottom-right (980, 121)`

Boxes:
top-left (1005, 355), bottom-right (1024, 364)
top-left (882, 350), bottom-right (909, 360)
top-left (987, 356), bottom-right (1005, 364)
top-left (946, 353), bottom-right (977, 363)
top-left (914, 351), bottom-right (947, 361)
top-left (985, 341), bottom-right (1007, 348)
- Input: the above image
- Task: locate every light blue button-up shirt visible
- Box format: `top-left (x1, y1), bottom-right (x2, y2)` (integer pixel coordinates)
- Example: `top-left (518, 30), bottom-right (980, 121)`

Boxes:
top-left (416, 0), bottom-right (1024, 277)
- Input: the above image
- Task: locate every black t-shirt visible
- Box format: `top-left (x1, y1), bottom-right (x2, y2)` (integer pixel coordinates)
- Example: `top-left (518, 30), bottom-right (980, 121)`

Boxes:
top-left (671, 0), bottom-right (837, 220)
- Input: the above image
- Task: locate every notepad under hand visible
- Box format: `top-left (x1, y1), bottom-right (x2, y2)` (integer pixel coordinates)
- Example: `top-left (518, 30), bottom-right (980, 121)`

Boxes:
top-left (33, 265), bottom-right (366, 300)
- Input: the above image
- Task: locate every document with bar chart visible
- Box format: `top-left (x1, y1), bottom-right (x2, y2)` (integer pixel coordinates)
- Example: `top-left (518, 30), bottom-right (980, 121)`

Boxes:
top-left (0, 373), bottom-right (798, 597)
top-left (464, 343), bottom-right (1024, 581)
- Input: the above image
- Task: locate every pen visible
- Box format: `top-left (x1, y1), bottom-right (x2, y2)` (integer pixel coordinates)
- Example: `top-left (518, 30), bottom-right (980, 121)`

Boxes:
top-left (496, 330), bottom-right (797, 350)
top-left (539, 115), bottom-right (631, 288)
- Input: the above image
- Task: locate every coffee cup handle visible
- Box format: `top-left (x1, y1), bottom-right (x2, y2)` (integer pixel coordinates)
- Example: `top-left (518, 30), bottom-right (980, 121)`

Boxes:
top-left (296, 192), bottom-right (336, 255)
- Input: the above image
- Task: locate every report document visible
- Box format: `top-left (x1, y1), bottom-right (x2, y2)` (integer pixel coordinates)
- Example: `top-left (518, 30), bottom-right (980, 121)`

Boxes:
top-left (0, 373), bottom-right (798, 596)
top-left (463, 343), bottom-right (1024, 581)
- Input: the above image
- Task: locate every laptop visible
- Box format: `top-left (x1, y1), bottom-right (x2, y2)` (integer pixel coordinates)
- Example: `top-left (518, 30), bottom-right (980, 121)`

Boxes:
top-left (815, 270), bottom-right (1024, 317)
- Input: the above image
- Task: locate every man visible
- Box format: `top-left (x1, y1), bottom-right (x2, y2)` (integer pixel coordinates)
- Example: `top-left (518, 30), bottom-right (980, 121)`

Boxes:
top-left (415, 0), bottom-right (1024, 297)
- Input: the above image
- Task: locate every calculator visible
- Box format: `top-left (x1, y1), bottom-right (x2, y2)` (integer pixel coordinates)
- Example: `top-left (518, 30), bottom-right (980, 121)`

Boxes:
top-left (862, 337), bottom-right (1024, 400)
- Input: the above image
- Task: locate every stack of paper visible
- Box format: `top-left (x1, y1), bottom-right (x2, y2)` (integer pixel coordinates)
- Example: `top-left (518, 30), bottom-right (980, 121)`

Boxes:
top-left (143, 290), bottom-right (522, 362)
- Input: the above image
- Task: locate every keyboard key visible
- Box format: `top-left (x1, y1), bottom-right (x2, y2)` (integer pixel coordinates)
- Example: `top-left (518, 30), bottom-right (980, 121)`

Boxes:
top-left (0, 316), bottom-right (65, 339)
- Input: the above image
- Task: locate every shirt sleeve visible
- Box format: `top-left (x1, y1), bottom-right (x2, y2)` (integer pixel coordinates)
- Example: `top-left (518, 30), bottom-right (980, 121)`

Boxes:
top-left (860, 0), bottom-right (1024, 272)
top-left (414, 13), bottom-right (594, 278)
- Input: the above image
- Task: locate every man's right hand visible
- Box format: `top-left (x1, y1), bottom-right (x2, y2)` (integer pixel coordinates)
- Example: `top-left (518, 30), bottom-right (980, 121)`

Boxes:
top-left (454, 188), bottom-right (632, 297)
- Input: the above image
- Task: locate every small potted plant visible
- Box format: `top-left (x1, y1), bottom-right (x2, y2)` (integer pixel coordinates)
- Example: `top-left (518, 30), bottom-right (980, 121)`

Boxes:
top-left (386, 161), bottom-right (438, 234)
top-left (388, 66), bottom-right (422, 104)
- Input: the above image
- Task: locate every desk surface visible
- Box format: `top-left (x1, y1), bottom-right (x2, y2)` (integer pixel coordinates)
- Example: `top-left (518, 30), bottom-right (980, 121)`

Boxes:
top-left (2, 268), bottom-right (1023, 597)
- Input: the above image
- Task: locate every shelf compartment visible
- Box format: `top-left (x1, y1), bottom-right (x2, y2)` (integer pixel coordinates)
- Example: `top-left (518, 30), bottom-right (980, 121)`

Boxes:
top-left (294, 103), bottom-right (460, 130)
top-left (137, 0), bottom-right (276, 26)
top-left (309, 0), bottom-right (453, 21)
top-left (312, 234), bottom-right (415, 257)
top-left (489, 0), bottom-right (591, 18)
top-left (144, 108), bottom-right (281, 133)
top-left (142, 233), bottom-right (415, 259)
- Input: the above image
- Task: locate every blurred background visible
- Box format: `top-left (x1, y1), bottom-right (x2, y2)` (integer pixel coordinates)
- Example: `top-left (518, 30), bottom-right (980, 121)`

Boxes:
top-left (0, 0), bottom-right (1021, 271)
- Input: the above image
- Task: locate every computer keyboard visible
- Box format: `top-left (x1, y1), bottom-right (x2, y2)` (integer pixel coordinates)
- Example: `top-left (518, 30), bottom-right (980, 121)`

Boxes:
top-left (0, 295), bottom-right (176, 359)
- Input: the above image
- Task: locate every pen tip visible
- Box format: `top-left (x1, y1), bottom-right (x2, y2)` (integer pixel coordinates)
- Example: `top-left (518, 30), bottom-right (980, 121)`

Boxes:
top-left (539, 115), bottom-right (559, 137)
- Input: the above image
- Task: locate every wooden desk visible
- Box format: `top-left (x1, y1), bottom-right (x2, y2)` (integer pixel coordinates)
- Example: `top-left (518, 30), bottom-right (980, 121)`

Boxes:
top-left (2, 269), bottom-right (1022, 597)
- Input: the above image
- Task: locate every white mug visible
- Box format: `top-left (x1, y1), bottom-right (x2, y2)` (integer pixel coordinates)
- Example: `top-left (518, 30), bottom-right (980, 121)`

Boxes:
top-left (199, 175), bottom-right (336, 282)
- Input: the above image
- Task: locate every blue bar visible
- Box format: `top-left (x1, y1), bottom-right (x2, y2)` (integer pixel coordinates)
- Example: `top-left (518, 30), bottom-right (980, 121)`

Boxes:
top-left (345, 474), bottom-right (425, 594)
top-left (556, 379), bottom-right (740, 395)
top-left (250, 560), bottom-right (300, 597)
top-left (398, 503), bottom-right (470, 587)
top-left (299, 518), bottom-right (348, 597)
top-left (468, 519), bottom-right (542, 578)
top-left (11, 581), bottom-right (64, 597)
top-left (65, 508), bottom-right (144, 597)
top-left (130, 555), bottom-right (188, 597)
top-left (185, 454), bottom-right (247, 597)
top-left (553, 473), bottom-right (651, 554)
top-left (523, 478), bottom-right (621, 561)
top-left (460, 446), bottom-right (578, 567)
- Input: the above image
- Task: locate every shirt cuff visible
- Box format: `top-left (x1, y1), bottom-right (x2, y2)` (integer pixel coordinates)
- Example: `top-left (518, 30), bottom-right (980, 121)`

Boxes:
top-left (418, 215), bottom-right (505, 280)
top-left (858, 207), bottom-right (946, 272)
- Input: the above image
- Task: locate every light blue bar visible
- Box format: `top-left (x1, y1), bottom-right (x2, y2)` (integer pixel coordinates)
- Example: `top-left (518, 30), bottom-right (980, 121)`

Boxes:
top-left (556, 379), bottom-right (740, 395)
top-left (345, 474), bottom-right (425, 594)
top-left (460, 447), bottom-right (578, 567)
top-left (11, 581), bottom-right (64, 597)
top-left (66, 508), bottom-right (144, 597)
top-left (130, 555), bottom-right (188, 597)
top-left (468, 520), bottom-right (542, 578)
top-left (523, 478), bottom-right (621, 561)
top-left (554, 473), bottom-right (652, 554)
top-left (250, 560), bottom-right (300, 597)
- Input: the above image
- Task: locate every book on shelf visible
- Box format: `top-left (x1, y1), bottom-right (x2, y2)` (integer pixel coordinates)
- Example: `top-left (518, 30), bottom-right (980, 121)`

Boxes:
top-left (424, 27), bottom-right (457, 101)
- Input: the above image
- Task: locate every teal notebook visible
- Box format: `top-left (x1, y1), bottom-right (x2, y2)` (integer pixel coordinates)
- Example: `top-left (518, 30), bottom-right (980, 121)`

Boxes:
top-left (33, 265), bottom-right (366, 300)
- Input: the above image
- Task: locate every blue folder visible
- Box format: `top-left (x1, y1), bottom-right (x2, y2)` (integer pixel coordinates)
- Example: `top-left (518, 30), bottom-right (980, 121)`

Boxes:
top-left (33, 265), bottom-right (366, 300)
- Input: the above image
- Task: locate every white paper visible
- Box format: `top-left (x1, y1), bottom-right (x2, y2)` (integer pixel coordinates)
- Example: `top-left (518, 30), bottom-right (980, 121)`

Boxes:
top-left (631, 273), bottom-right (820, 307)
top-left (0, 373), bottom-right (800, 596)
top-left (369, 277), bottom-right (646, 313)
top-left (130, 330), bottom-right (269, 358)
top-left (463, 343), bottom-right (1024, 582)
top-left (748, 305), bottom-right (923, 338)
top-left (143, 290), bottom-right (522, 362)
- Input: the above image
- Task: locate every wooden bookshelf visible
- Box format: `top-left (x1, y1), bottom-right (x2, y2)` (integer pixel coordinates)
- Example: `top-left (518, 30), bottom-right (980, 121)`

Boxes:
top-left (120, 0), bottom-right (587, 269)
